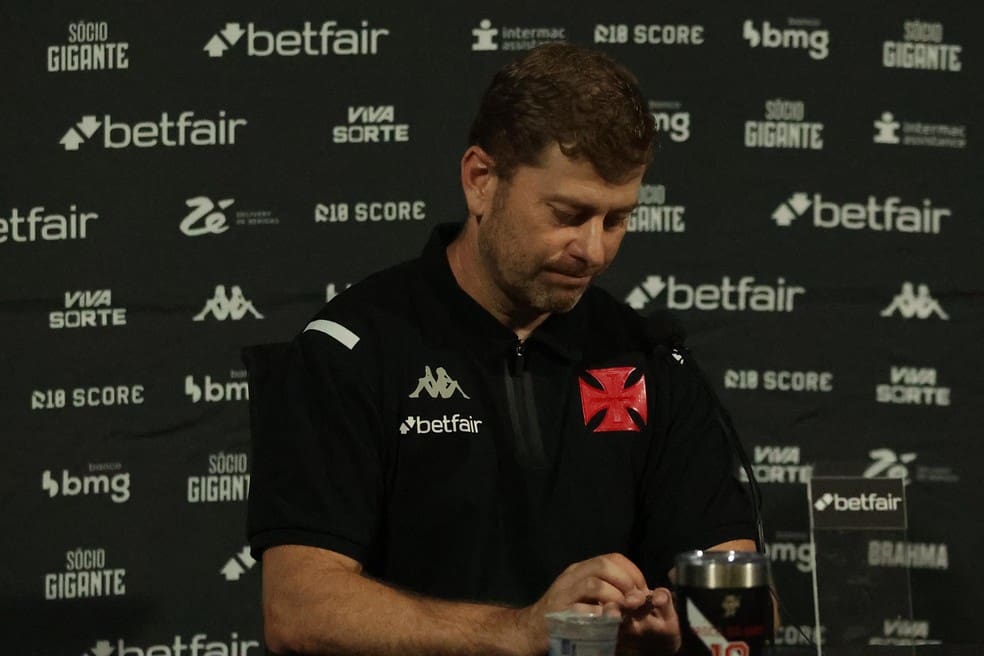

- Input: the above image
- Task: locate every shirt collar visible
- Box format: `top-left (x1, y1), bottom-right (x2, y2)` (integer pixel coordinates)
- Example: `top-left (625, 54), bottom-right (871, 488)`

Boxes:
top-left (418, 223), bottom-right (585, 361)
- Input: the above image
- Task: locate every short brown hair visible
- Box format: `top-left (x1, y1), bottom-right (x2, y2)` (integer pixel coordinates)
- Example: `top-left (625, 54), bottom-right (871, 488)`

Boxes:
top-left (469, 43), bottom-right (656, 183)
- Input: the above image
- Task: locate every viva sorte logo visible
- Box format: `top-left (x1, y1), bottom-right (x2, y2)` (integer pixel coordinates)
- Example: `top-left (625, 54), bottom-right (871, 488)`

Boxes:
top-left (61, 111), bottom-right (247, 151)
top-left (205, 20), bottom-right (389, 57)
top-left (772, 192), bottom-right (951, 234)
top-left (50, 289), bottom-right (126, 329)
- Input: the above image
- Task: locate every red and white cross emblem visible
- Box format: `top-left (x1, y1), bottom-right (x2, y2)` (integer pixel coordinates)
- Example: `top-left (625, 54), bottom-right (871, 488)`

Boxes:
top-left (578, 367), bottom-right (648, 432)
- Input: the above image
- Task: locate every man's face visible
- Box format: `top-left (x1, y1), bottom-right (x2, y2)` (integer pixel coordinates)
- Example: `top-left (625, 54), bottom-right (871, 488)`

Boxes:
top-left (477, 143), bottom-right (644, 316)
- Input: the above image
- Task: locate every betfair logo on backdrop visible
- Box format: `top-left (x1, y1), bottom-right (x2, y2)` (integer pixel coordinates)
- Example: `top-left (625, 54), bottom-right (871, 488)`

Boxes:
top-left (1, 205), bottom-right (98, 244)
top-left (333, 105), bottom-right (409, 143)
top-left (745, 99), bottom-right (823, 149)
top-left (45, 547), bottom-right (126, 601)
top-left (193, 285), bottom-right (264, 321)
top-left (626, 275), bottom-right (805, 313)
top-left (772, 192), bottom-right (951, 234)
top-left (61, 111), bottom-right (247, 150)
top-left (221, 546), bottom-right (257, 581)
top-left (742, 18), bottom-right (829, 60)
top-left (881, 283), bottom-right (948, 320)
top-left (82, 633), bottom-right (259, 656)
top-left (472, 19), bottom-right (565, 51)
top-left (883, 20), bottom-right (961, 72)
top-left (627, 184), bottom-right (686, 233)
top-left (48, 21), bottom-right (129, 72)
top-left (204, 20), bottom-right (389, 57)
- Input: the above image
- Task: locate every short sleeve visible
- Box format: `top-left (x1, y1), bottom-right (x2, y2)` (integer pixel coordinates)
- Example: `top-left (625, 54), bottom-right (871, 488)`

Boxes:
top-left (244, 329), bottom-right (384, 564)
top-left (635, 354), bottom-right (757, 585)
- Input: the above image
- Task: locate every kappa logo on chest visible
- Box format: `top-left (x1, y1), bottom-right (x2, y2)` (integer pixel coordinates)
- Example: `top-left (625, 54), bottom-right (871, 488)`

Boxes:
top-left (408, 365), bottom-right (470, 399)
top-left (578, 367), bottom-right (648, 432)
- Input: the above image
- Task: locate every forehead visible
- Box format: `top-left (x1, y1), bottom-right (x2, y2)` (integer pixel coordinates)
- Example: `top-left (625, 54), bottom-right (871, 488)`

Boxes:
top-left (511, 143), bottom-right (644, 205)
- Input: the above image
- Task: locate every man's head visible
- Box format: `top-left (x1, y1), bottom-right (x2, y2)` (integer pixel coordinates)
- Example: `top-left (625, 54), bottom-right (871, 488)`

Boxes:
top-left (468, 42), bottom-right (655, 184)
top-left (456, 44), bottom-right (655, 326)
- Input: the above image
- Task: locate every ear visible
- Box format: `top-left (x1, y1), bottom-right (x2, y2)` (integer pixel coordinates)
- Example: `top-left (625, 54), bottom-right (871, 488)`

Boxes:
top-left (460, 145), bottom-right (498, 221)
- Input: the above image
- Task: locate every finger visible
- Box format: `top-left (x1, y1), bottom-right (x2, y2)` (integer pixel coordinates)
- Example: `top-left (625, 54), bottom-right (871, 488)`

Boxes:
top-left (573, 576), bottom-right (630, 607)
top-left (571, 554), bottom-right (647, 596)
top-left (599, 553), bottom-right (648, 591)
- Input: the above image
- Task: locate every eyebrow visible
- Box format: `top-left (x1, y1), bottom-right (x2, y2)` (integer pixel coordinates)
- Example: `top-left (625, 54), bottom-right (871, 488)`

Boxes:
top-left (545, 195), bottom-right (639, 215)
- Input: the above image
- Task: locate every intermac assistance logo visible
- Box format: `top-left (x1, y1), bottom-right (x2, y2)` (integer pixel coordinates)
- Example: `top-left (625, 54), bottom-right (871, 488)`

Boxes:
top-left (883, 20), bottom-right (962, 72)
top-left (880, 282), bottom-right (948, 320)
top-left (60, 111), bottom-right (247, 151)
top-left (626, 275), bottom-right (804, 313)
top-left (193, 285), bottom-right (264, 321)
top-left (471, 18), bottom-right (565, 52)
top-left (179, 196), bottom-right (278, 237)
top-left (48, 20), bottom-right (129, 72)
top-left (873, 111), bottom-right (966, 149)
top-left (742, 18), bottom-right (829, 60)
top-left (771, 192), bottom-right (951, 234)
top-left (204, 20), bottom-right (389, 57)
top-left (745, 98), bottom-right (823, 150)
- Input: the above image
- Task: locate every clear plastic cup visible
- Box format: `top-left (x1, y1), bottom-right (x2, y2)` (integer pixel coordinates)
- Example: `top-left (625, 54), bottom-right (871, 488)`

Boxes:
top-left (546, 610), bottom-right (620, 656)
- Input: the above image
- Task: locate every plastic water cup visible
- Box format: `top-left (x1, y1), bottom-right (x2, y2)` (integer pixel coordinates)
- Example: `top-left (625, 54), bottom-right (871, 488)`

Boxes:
top-left (546, 610), bottom-right (620, 656)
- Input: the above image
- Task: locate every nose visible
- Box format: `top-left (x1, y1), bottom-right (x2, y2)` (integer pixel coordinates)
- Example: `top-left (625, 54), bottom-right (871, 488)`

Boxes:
top-left (570, 216), bottom-right (607, 269)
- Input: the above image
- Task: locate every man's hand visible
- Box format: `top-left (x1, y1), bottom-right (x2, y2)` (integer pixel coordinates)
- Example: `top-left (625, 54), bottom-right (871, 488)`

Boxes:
top-left (518, 553), bottom-right (662, 653)
top-left (618, 587), bottom-right (681, 656)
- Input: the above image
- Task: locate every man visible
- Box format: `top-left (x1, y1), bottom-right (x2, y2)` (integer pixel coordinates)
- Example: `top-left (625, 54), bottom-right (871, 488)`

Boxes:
top-left (246, 43), bottom-right (758, 655)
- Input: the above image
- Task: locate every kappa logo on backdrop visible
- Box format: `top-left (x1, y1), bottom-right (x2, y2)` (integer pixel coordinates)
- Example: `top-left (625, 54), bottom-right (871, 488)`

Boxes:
top-left (771, 192), bottom-right (951, 234)
top-left (193, 285), bottom-right (264, 321)
top-left (1, 205), bottom-right (98, 244)
top-left (883, 20), bottom-right (962, 72)
top-left (626, 275), bottom-right (805, 313)
top-left (48, 20), bottom-right (129, 73)
top-left (742, 18), bottom-right (830, 60)
top-left (204, 20), bottom-right (389, 57)
top-left (61, 111), bottom-right (247, 151)
top-left (221, 546), bottom-right (257, 581)
top-left (82, 633), bottom-right (259, 656)
top-left (408, 366), bottom-right (470, 399)
top-left (578, 367), bottom-right (648, 432)
top-left (881, 282), bottom-right (948, 320)
top-left (471, 18), bottom-right (565, 52)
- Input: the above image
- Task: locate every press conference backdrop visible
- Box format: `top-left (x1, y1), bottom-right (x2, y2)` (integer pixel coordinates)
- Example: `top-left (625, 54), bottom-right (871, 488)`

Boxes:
top-left (2, 1), bottom-right (981, 653)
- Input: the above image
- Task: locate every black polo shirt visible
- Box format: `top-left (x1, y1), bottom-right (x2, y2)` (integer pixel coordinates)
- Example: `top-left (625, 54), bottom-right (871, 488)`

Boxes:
top-left (246, 224), bottom-right (755, 606)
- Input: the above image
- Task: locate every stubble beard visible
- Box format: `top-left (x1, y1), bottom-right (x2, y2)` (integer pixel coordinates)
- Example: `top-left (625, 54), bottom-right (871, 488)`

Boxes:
top-left (478, 187), bottom-right (587, 318)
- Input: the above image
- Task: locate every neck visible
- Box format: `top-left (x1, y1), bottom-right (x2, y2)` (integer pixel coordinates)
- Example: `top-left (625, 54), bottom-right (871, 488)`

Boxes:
top-left (446, 220), bottom-right (549, 341)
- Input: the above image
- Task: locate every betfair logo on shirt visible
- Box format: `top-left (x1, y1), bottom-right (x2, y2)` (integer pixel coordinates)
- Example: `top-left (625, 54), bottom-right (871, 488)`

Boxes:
top-left (400, 414), bottom-right (483, 436)
top-left (408, 366), bottom-right (469, 399)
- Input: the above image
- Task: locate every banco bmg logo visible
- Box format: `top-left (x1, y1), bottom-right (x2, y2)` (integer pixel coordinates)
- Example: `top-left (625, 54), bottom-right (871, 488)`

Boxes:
top-left (742, 18), bottom-right (829, 60)
top-left (42, 465), bottom-right (131, 503)
top-left (772, 192), bottom-right (951, 234)
top-left (185, 371), bottom-right (249, 403)
top-left (626, 275), bottom-right (804, 313)
top-left (61, 111), bottom-right (246, 151)
top-left (205, 20), bottom-right (389, 57)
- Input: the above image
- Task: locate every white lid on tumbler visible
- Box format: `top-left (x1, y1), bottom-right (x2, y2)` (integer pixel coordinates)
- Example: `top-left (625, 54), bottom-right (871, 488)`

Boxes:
top-left (675, 550), bottom-right (769, 589)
